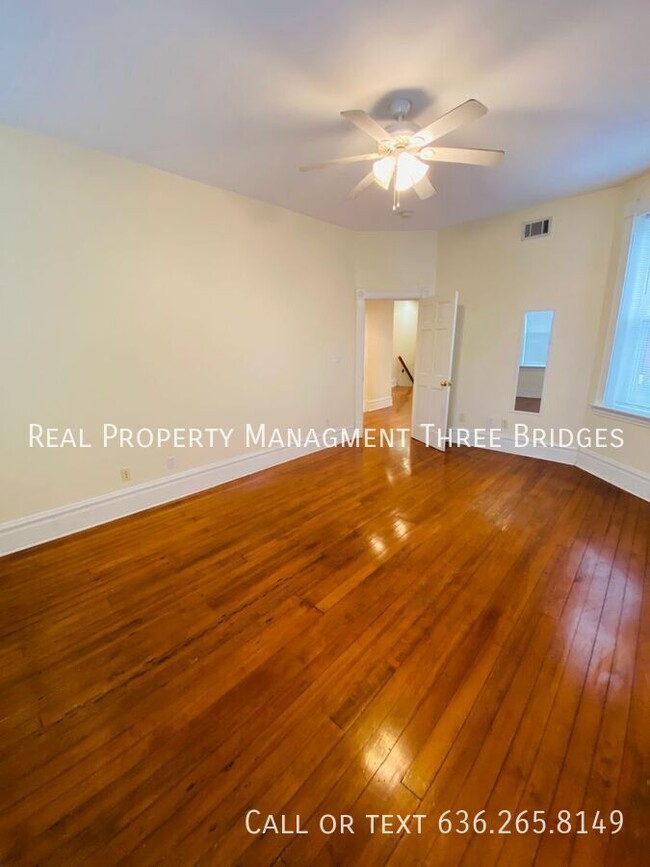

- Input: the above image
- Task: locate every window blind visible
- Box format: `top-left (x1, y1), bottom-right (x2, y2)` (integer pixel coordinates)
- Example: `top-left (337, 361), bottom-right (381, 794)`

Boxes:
top-left (604, 213), bottom-right (650, 418)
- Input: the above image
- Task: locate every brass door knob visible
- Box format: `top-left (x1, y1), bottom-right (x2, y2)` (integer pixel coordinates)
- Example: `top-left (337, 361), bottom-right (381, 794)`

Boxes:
top-left (440, 379), bottom-right (452, 387)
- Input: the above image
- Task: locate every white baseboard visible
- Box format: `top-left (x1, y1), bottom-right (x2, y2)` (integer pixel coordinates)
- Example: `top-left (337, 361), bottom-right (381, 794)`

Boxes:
top-left (364, 396), bottom-right (393, 412)
top-left (448, 428), bottom-right (649, 501)
top-left (447, 429), bottom-right (576, 465)
top-left (497, 436), bottom-right (578, 465)
top-left (0, 431), bottom-right (353, 556)
top-left (576, 450), bottom-right (650, 501)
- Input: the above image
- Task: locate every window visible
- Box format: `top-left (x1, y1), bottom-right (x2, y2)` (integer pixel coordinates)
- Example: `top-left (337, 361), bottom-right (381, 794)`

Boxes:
top-left (604, 213), bottom-right (650, 418)
top-left (520, 310), bottom-right (554, 367)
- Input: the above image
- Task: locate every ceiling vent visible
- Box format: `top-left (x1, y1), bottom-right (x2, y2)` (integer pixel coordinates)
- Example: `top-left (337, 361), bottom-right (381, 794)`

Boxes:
top-left (522, 217), bottom-right (551, 240)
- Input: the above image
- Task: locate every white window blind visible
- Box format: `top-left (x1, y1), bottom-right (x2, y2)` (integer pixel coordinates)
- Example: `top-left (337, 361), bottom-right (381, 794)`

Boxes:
top-left (604, 213), bottom-right (650, 418)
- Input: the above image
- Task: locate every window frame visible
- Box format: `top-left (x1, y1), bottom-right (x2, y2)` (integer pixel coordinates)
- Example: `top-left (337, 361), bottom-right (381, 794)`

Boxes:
top-left (593, 197), bottom-right (650, 425)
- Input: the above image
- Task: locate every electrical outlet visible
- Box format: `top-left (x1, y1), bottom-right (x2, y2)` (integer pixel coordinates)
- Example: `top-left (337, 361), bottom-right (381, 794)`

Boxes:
top-left (459, 412), bottom-right (466, 423)
top-left (120, 468), bottom-right (131, 482)
top-left (502, 418), bottom-right (509, 430)
top-left (167, 456), bottom-right (176, 470)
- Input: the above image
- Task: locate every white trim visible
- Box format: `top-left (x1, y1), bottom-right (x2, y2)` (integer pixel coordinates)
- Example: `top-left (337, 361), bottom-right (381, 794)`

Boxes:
top-left (576, 451), bottom-right (650, 501)
top-left (0, 431), bottom-right (354, 556)
top-left (590, 403), bottom-right (650, 427)
top-left (357, 289), bottom-right (431, 301)
top-left (593, 201), bottom-right (638, 405)
top-left (497, 435), bottom-right (577, 465)
top-left (448, 429), bottom-right (576, 465)
top-left (448, 429), bottom-right (649, 501)
top-left (364, 396), bottom-right (393, 412)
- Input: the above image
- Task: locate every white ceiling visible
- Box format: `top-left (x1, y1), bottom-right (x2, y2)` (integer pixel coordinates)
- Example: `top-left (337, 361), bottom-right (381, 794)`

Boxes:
top-left (1, 0), bottom-right (650, 231)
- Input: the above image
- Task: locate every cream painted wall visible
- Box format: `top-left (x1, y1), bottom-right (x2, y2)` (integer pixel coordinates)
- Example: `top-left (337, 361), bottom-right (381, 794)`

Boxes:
top-left (363, 301), bottom-right (394, 409)
top-left (582, 170), bottom-right (650, 474)
top-left (438, 186), bottom-right (621, 438)
top-left (0, 126), bottom-right (356, 523)
top-left (354, 230), bottom-right (436, 293)
top-left (393, 300), bottom-right (418, 387)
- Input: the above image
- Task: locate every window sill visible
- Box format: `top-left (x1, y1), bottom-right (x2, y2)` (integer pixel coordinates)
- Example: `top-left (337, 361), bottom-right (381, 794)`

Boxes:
top-left (590, 403), bottom-right (650, 427)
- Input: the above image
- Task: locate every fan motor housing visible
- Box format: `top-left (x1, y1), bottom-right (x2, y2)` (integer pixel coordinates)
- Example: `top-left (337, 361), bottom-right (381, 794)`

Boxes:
top-left (385, 121), bottom-right (420, 137)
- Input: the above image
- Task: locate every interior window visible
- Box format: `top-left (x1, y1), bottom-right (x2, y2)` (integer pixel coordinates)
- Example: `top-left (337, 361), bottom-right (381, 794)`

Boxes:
top-left (603, 213), bottom-right (650, 418)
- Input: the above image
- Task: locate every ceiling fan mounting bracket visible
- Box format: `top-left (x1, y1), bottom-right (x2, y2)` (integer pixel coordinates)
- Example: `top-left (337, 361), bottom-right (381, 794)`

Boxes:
top-left (388, 97), bottom-right (412, 121)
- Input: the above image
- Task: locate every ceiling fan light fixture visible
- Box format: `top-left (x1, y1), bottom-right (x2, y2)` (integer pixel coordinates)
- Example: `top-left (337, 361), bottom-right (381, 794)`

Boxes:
top-left (395, 152), bottom-right (428, 192)
top-left (372, 156), bottom-right (395, 189)
top-left (301, 98), bottom-right (500, 206)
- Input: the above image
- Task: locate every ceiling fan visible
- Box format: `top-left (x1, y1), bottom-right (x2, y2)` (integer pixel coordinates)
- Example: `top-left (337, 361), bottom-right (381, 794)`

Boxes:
top-left (300, 97), bottom-right (504, 210)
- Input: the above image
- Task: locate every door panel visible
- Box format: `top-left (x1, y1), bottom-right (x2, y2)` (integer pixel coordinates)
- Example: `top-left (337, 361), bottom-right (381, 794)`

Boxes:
top-left (411, 291), bottom-right (459, 450)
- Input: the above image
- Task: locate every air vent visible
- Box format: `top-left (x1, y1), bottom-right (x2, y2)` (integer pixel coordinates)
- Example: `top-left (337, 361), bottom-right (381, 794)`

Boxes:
top-left (522, 217), bottom-right (551, 240)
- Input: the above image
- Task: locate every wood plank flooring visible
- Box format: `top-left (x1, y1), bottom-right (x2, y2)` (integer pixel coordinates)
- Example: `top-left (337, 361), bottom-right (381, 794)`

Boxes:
top-left (0, 388), bottom-right (648, 866)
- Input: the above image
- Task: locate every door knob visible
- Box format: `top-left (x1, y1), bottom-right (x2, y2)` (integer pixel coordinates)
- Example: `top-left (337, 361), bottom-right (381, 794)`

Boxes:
top-left (440, 379), bottom-right (452, 387)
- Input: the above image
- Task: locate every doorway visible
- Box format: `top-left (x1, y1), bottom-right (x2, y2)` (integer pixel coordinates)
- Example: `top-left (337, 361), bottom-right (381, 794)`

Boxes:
top-left (355, 291), bottom-right (423, 431)
top-left (355, 290), bottom-right (459, 449)
top-left (362, 298), bottom-right (419, 430)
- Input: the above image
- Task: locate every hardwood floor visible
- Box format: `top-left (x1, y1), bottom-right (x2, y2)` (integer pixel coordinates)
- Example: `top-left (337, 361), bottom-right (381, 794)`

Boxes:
top-left (0, 389), bottom-right (648, 865)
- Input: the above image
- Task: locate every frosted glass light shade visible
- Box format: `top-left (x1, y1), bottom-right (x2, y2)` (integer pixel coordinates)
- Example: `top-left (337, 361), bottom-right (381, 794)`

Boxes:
top-left (395, 152), bottom-right (428, 191)
top-left (372, 157), bottom-right (395, 190)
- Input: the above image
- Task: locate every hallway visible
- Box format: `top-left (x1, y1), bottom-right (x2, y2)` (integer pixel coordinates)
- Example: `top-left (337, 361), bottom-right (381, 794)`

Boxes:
top-left (363, 385), bottom-right (413, 430)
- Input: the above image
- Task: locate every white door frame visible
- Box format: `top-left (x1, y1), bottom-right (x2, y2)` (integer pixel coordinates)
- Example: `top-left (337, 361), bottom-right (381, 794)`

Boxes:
top-left (355, 288), bottom-right (431, 429)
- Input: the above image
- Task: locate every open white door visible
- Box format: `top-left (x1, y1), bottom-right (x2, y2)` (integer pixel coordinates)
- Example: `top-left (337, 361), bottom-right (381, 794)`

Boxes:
top-left (411, 291), bottom-right (459, 450)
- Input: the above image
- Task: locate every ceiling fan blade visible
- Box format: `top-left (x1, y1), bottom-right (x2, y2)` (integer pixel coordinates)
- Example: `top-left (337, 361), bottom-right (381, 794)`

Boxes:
top-left (299, 153), bottom-right (380, 172)
top-left (413, 99), bottom-right (488, 146)
top-left (348, 171), bottom-right (376, 199)
top-left (412, 174), bottom-right (436, 200)
top-left (420, 146), bottom-right (504, 166)
top-left (341, 110), bottom-right (394, 143)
